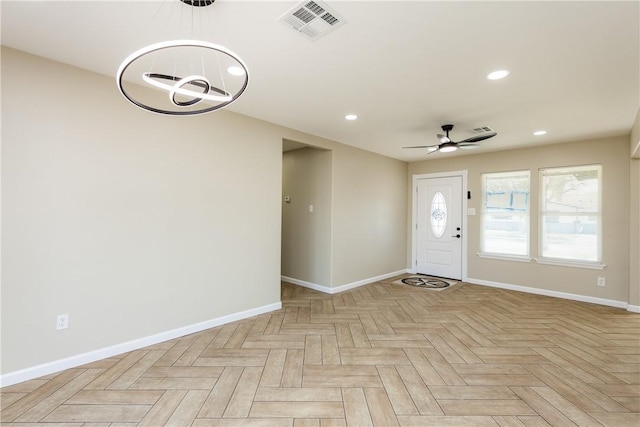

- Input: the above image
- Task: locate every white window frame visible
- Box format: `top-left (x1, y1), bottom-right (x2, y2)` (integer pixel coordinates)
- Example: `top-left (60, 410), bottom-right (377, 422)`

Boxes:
top-left (536, 164), bottom-right (605, 270)
top-left (479, 170), bottom-right (531, 261)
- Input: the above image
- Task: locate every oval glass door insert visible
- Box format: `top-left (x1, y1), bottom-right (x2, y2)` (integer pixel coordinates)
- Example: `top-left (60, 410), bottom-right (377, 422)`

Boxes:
top-left (431, 191), bottom-right (447, 238)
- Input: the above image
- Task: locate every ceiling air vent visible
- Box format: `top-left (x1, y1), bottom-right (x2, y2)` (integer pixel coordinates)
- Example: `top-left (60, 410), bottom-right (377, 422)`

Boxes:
top-left (473, 126), bottom-right (494, 133)
top-left (279, 1), bottom-right (347, 40)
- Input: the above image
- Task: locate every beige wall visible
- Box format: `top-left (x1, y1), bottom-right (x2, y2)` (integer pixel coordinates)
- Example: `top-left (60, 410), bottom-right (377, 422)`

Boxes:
top-left (631, 107), bottom-right (640, 158)
top-left (409, 137), bottom-right (631, 304)
top-left (278, 136), bottom-right (409, 288)
top-left (330, 148), bottom-right (408, 286)
top-left (630, 108), bottom-right (640, 308)
top-left (1, 47), bottom-right (284, 373)
top-left (282, 147), bottom-right (332, 286)
top-left (630, 158), bottom-right (639, 308)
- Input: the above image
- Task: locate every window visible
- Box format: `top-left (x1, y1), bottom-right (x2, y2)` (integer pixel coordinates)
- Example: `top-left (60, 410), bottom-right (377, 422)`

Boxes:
top-left (481, 170), bottom-right (530, 257)
top-left (539, 164), bottom-right (601, 263)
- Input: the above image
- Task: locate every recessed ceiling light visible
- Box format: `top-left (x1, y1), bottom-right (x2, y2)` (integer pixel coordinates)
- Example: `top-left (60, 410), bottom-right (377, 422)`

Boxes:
top-left (487, 70), bottom-right (510, 80)
top-left (345, 114), bottom-right (358, 121)
top-left (227, 66), bottom-right (245, 76)
top-left (533, 130), bottom-right (547, 136)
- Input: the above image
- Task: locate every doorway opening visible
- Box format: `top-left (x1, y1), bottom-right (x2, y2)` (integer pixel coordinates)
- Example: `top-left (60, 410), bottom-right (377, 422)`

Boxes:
top-left (281, 140), bottom-right (333, 287)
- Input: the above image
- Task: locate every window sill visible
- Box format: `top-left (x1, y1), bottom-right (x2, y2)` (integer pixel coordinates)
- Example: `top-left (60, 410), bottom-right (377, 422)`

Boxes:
top-left (477, 253), bottom-right (532, 263)
top-left (534, 258), bottom-right (606, 270)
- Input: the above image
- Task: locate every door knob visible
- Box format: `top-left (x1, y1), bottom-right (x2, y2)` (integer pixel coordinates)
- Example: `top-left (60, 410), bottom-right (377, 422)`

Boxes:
top-left (452, 234), bottom-right (461, 238)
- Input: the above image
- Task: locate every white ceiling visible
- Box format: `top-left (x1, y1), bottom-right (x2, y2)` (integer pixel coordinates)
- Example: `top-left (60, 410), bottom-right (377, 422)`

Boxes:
top-left (2, 0), bottom-right (638, 162)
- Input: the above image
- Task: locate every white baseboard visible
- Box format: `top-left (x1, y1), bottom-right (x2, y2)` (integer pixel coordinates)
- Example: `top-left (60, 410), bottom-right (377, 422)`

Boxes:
top-left (281, 276), bottom-right (333, 293)
top-left (466, 277), bottom-right (632, 310)
top-left (282, 269), bottom-right (409, 295)
top-left (282, 273), bottom-right (639, 313)
top-left (627, 304), bottom-right (640, 313)
top-left (0, 301), bottom-right (282, 388)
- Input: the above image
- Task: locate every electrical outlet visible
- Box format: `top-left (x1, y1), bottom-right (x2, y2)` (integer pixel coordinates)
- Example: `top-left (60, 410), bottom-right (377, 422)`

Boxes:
top-left (56, 314), bottom-right (69, 330)
top-left (597, 277), bottom-right (606, 287)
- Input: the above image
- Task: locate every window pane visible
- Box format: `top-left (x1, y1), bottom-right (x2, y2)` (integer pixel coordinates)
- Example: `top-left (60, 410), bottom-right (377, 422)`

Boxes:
top-left (541, 214), bottom-right (598, 261)
top-left (431, 191), bottom-right (447, 238)
top-left (481, 171), bottom-right (530, 256)
top-left (542, 166), bottom-right (599, 213)
top-left (540, 165), bottom-right (601, 263)
top-left (483, 213), bottom-right (529, 255)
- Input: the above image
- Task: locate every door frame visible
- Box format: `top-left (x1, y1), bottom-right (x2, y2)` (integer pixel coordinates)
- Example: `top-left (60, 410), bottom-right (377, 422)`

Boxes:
top-left (411, 170), bottom-right (468, 280)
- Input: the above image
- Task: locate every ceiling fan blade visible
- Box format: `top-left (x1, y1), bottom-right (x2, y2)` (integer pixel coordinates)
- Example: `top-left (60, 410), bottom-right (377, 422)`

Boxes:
top-left (437, 134), bottom-right (451, 143)
top-left (402, 145), bottom-right (438, 149)
top-left (459, 131), bottom-right (497, 143)
top-left (458, 143), bottom-right (480, 149)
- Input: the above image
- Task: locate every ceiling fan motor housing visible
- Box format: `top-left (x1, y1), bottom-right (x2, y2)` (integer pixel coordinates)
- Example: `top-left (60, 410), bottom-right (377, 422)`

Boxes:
top-left (180, 0), bottom-right (215, 7)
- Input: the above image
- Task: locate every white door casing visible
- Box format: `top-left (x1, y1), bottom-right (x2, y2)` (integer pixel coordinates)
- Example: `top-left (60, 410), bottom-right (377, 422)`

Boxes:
top-left (413, 172), bottom-right (466, 280)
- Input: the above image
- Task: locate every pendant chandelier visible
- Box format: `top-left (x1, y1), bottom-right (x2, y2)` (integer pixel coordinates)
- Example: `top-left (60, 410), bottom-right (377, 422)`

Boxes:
top-left (116, 0), bottom-right (249, 116)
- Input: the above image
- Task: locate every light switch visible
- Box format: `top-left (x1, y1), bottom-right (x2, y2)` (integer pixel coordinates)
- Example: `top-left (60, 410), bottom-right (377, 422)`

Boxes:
top-left (308, 204), bottom-right (314, 213)
top-left (467, 208), bottom-right (476, 216)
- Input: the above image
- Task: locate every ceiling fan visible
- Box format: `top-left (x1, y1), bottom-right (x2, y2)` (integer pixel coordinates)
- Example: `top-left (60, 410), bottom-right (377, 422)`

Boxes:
top-left (404, 124), bottom-right (497, 154)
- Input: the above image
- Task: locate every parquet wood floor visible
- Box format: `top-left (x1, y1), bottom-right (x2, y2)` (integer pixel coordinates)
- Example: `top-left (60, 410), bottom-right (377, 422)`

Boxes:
top-left (2, 277), bottom-right (639, 426)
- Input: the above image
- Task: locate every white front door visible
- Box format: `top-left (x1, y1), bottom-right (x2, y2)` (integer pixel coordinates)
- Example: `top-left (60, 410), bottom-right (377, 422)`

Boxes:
top-left (416, 176), bottom-right (463, 280)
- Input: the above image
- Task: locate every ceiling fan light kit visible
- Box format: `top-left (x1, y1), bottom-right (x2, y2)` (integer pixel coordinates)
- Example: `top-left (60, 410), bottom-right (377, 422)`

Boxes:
top-left (439, 144), bottom-right (458, 153)
top-left (116, 0), bottom-right (249, 116)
